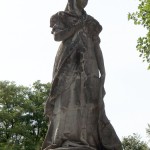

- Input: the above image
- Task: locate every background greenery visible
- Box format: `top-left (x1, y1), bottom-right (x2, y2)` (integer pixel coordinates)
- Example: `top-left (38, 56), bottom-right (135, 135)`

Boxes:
top-left (128, 0), bottom-right (150, 69)
top-left (0, 80), bottom-right (50, 150)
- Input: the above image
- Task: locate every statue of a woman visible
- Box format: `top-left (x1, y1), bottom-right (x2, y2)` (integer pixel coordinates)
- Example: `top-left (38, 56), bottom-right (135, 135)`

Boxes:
top-left (42, 0), bottom-right (122, 149)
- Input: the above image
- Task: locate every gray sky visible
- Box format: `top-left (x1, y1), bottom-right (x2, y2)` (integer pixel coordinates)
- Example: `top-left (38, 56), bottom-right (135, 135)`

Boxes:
top-left (0, 0), bottom-right (150, 143)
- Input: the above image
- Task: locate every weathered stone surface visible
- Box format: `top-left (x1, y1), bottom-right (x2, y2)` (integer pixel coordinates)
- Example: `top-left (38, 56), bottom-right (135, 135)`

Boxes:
top-left (42, 0), bottom-right (122, 150)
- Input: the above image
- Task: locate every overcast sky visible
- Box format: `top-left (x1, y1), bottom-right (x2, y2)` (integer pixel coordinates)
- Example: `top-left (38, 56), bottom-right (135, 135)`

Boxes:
top-left (0, 0), bottom-right (150, 143)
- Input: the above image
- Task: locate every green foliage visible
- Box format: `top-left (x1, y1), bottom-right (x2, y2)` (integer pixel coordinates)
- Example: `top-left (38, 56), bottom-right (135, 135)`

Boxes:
top-left (0, 80), bottom-right (50, 150)
top-left (122, 133), bottom-right (149, 150)
top-left (128, 0), bottom-right (150, 69)
top-left (146, 124), bottom-right (150, 140)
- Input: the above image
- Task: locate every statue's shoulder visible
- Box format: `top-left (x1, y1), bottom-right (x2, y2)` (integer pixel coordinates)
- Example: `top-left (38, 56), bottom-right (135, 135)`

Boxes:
top-left (50, 11), bottom-right (66, 27)
top-left (86, 15), bottom-right (103, 35)
top-left (50, 11), bottom-right (74, 28)
top-left (50, 12), bottom-right (58, 27)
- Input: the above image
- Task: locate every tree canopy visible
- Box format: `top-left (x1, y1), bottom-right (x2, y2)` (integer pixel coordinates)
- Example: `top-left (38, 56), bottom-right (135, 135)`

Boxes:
top-left (122, 133), bottom-right (149, 150)
top-left (0, 80), bottom-right (50, 150)
top-left (128, 0), bottom-right (150, 69)
top-left (146, 124), bottom-right (150, 141)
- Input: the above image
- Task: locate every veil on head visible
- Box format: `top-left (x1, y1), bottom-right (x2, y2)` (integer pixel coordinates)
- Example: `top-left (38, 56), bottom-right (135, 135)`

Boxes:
top-left (65, 0), bottom-right (88, 14)
top-left (65, 0), bottom-right (76, 14)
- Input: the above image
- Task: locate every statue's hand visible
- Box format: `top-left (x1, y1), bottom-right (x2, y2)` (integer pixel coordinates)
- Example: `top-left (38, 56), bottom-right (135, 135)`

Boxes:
top-left (73, 17), bottom-right (86, 31)
top-left (51, 24), bottom-right (64, 34)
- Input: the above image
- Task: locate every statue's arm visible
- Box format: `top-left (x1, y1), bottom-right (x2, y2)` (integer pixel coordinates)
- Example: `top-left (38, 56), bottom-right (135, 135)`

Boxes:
top-left (95, 44), bottom-right (106, 84)
top-left (50, 12), bottom-right (76, 41)
top-left (52, 19), bottom-right (84, 41)
top-left (52, 27), bottom-right (76, 41)
top-left (90, 18), bottom-right (105, 83)
top-left (50, 12), bottom-right (85, 41)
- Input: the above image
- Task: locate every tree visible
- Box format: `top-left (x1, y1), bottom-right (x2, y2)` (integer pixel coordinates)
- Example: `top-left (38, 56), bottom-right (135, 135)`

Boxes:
top-left (22, 80), bottom-right (50, 150)
top-left (0, 80), bottom-right (50, 150)
top-left (0, 81), bottom-right (29, 150)
top-left (122, 133), bottom-right (149, 150)
top-left (146, 124), bottom-right (150, 141)
top-left (128, 0), bottom-right (150, 69)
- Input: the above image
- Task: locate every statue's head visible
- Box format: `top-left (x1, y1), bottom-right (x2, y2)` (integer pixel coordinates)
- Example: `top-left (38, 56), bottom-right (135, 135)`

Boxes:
top-left (76, 0), bottom-right (88, 9)
top-left (65, 0), bottom-right (88, 13)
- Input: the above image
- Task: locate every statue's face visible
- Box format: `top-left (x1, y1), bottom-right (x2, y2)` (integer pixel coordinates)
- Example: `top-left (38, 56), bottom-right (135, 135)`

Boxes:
top-left (76, 0), bottom-right (88, 9)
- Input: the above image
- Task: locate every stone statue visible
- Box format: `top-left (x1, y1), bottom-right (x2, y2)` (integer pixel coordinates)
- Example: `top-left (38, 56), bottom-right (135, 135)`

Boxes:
top-left (42, 0), bottom-right (122, 149)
